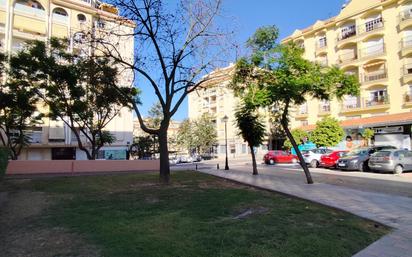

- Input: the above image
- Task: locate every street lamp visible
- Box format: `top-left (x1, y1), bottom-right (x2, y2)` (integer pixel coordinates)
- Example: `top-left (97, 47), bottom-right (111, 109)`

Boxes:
top-left (222, 115), bottom-right (229, 170)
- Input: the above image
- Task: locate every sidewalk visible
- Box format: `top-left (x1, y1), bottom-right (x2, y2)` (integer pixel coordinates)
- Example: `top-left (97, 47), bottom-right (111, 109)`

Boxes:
top-left (200, 168), bottom-right (412, 257)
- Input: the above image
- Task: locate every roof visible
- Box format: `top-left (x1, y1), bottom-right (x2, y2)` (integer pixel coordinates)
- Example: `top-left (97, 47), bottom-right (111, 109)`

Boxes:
top-left (299, 112), bottom-right (412, 131)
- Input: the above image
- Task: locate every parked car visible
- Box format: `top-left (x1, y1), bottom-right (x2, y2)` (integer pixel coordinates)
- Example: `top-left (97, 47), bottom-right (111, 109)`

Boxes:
top-left (178, 155), bottom-right (194, 163)
top-left (302, 148), bottom-right (333, 168)
top-left (369, 149), bottom-right (412, 174)
top-left (319, 150), bottom-right (348, 168)
top-left (191, 154), bottom-right (202, 162)
top-left (264, 150), bottom-right (298, 165)
top-left (337, 146), bottom-right (397, 172)
top-left (169, 157), bottom-right (179, 165)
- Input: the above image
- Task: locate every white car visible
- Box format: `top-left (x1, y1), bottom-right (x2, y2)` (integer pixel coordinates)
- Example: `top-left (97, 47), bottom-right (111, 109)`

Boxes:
top-left (302, 148), bottom-right (333, 168)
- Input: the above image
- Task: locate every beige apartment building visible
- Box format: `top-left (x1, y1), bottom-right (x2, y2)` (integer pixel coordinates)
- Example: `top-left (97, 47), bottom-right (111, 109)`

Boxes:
top-left (188, 65), bottom-right (274, 159)
top-left (0, 0), bottom-right (135, 160)
top-left (283, 0), bottom-right (412, 149)
top-left (133, 119), bottom-right (184, 155)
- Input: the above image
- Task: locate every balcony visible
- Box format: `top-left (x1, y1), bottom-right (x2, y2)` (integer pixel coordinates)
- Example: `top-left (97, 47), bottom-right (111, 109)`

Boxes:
top-left (341, 96), bottom-right (390, 114)
top-left (404, 93), bottom-right (412, 107)
top-left (357, 17), bottom-right (384, 36)
top-left (295, 106), bottom-right (309, 119)
top-left (400, 36), bottom-right (412, 56)
top-left (359, 44), bottom-right (385, 60)
top-left (338, 51), bottom-right (358, 65)
top-left (318, 104), bottom-right (331, 116)
top-left (337, 25), bottom-right (357, 43)
top-left (398, 11), bottom-right (412, 30)
top-left (362, 69), bottom-right (388, 85)
top-left (315, 40), bottom-right (327, 55)
top-left (14, 3), bottom-right (45, 18)
top-left (402, 64), bottom-right (412, 83)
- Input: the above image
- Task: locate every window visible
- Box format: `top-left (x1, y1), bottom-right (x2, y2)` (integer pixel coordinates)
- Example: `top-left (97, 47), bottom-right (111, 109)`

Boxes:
top-left (301, 120), bottom-right (309, 126)
top-left (77, 13), bottom-right (86, 22)
top-left (230, 144), bottom-right (236, 154)
top-left (365, 16), bottom-right (383, 32)
top-left (53, 7), bottom-right (67, 16)
top-left (318, 36), bottom-right (327, 48)
top-left (96, 20), bottom-right (105, 29)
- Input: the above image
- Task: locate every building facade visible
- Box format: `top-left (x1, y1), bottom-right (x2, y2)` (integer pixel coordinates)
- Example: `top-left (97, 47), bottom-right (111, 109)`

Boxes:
top-left (0, 0), bottom-right (135, 160)
top-left (188, 65), bottom-right (273, 159)
top-left (283, 0), bottom-right (412, 149)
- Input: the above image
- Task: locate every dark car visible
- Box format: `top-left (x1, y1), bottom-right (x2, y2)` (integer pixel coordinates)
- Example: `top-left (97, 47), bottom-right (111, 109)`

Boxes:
top-left (337, 146), bottom-right (397, 172)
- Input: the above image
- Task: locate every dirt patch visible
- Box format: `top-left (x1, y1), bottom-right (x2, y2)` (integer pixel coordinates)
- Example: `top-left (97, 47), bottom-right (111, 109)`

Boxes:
top-left (0, 190), bottom-right (100, 257)
top-left (1, 227), bottom-right (100, 257)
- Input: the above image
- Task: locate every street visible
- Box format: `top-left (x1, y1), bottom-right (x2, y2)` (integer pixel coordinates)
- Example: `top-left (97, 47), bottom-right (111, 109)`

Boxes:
top-left (173, 159), bottom-right (412, 198)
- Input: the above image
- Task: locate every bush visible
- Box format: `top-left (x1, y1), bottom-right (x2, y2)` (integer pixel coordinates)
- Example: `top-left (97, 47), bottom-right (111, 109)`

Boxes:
top-left (0, 147), bottom-right (9, 178)
top-left (283, 129), bottom-right (309, 150)
top-left (311, 117), bottom-right (344, 147)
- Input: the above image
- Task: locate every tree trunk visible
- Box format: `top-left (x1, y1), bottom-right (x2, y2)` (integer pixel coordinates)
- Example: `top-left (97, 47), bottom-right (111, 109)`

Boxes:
top-left (281, 120), bottom-right (313, 184)
top-left (250, 145), bottom-right (258, 175)
top-left (158, 128), bottom-right (170, 184)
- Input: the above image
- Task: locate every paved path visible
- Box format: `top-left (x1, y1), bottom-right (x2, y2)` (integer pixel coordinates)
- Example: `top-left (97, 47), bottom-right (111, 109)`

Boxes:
top-left (200, 168), bottom-right (412, 257)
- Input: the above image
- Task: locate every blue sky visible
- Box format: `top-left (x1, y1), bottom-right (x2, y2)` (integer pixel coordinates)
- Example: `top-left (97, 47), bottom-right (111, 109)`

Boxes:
top-left (138, 0), bottom-right (346, 121)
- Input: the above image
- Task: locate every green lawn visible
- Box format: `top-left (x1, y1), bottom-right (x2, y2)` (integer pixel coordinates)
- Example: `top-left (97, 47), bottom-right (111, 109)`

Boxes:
top-left (0, 171), bottom-right (388, 257)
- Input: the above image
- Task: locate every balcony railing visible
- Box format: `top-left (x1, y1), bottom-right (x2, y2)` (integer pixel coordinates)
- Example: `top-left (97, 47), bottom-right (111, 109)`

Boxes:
top-left (338, 51), bottom-right (358, 64)
top-left (405, 93), bottom-right (412, 103)
top-left (337, 18), bottom-right (384, 42)
top-left (52, 13), bottom-right (69, 24)
top-left (319, 105), bottom-right (331, 113)
top-left (337, 25), bottom-right (357, 42)
top-left (402, 63), bottom-right (412, 76)
top-left (359, 44), bottom-right (385, 58)
top-left (399, 10), bottom-right (412, 23)
top-left (358, 17), bottom-right (384, 35)
top-left (341, 95), bottom-right (390, 111)
top-left (14, 3), bottom-right (46, 18)
top-left (400, 36), bottom-right (412, 50)
top-left (365, 95), bottom-right (390, 107)
top-left (363, 69), bottom-right (387, 83)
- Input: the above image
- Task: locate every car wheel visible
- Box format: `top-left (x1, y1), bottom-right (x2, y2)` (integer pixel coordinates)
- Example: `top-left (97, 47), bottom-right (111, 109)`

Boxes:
top-left (394, 165), bottom-right (403, 175)
top-left (269, 159), bottom-right (275, 165)
top-left (310, 160), bottom-right (318, 168)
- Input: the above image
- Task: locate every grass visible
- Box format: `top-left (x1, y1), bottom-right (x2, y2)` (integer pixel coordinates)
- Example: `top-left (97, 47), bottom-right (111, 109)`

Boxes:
top-left (0, 171), bottom-right (389, 257)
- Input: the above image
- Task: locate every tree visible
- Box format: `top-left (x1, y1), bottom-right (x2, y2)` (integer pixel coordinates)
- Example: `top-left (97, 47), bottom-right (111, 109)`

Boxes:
top-left (95, 0), bottom-right (232, 183)
top-left (235, 103), bottom-right (266, 175)
top-left (310, 117), bottom-right (344, 148)
top-left (10, 39), bottom-right (135, 160)
top-left (362, 128), bottom-right (375, 146)
top-left (283, 129), bottom-right (309, 150)
top-left (193, 114), bottom-right (218, 154)
top-left (177, 114), bottom-right (217, 154)
top-left (133, 136), bottom-right (156, 159)
top-left (232, 26), bottom-right (360, 184)
top-left (0, 53), bottom-right (43, 160)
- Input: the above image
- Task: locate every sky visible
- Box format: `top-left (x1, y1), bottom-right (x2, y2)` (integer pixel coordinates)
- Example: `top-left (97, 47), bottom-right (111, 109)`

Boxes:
top-left (137, 0), bottom-right (347, 121)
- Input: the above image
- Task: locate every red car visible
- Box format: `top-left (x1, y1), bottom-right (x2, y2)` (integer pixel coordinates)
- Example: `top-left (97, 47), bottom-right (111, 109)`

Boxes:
top-left (319, 150), bottom-right (348, 168)
top-left (264, 150), bottom-right (298, 165)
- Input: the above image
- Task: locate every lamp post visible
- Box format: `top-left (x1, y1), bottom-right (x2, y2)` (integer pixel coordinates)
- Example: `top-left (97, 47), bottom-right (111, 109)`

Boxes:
top-left (222, 115), bottom-right (229, 170)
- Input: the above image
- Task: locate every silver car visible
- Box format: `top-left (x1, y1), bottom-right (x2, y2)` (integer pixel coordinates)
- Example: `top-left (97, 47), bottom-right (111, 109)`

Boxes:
top-left (369, 149), bottom-right (412, 174)
top-left (302, 148), bottom-right (333, 168)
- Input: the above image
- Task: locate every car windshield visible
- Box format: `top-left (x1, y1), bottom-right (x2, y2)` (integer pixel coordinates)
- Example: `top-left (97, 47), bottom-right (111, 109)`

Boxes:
top-left (346, 149), bottom-right (368, 156)
top-left (373, 151), bottom-right (391, 157)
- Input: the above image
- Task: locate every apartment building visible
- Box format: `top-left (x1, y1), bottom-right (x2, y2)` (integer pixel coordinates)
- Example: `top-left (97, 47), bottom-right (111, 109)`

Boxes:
top-left (0, 0), bottom-right (135, 160)
top-left (188, 65), bottom-right (274, 159)
top-left (282, 0), bottom-right (412, 149)
top-left (133, 119), bottom-right (184, 155)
